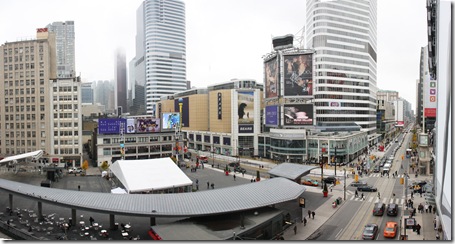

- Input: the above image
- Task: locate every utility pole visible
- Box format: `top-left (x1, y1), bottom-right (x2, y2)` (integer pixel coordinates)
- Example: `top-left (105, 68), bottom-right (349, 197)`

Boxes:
top-left (120, 121), bottom-right (125, 160)
top-left (343, 168), bottom-right (346, 200)
top-left (320, 148), bottom-right (324, 189)
top-left (334, 146), bottom-right (337, 176)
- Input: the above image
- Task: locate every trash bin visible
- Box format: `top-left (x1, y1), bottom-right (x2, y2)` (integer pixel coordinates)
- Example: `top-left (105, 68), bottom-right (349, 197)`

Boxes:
top-left (336, 197), bottom-right (342, 205)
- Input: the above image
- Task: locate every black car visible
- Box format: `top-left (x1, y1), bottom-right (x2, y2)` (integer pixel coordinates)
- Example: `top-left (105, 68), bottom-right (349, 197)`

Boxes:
top-left (234, 166), bottom-right (246, 174)
top-left (387, 203), bottom-right (399, 216)
top-left (379, 159), bottom-right (385, 167)
top-left (373, 202), bottom-right (385, 216)
top-left (357, 186), bottom-right (377, 192)
top-left (362, 223), bottom-right (379, 240)
top-left (323, 177), bottom-right (337, 184)
top-left (229, 162), bottom-right (240, 168)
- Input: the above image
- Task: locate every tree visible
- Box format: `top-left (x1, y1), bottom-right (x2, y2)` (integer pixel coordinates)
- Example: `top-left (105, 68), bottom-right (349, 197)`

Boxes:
top-left (100, 161), bottom-right (109, 171)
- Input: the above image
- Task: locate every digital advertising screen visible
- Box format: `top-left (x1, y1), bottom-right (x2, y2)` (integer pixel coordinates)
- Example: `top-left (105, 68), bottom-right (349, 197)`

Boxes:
top-left (264, 57), bottom-right (278, 98)
top-left (126, 119), bottom-right (136, 133)
top-left (174, 97), bottom-right (190, 127)
top-left (283, 104), bottom-right (314, 126)
top-left (136, 118), bottom-right (161, 133)
top-left (265, 105), bottom-right (279, 126)
top-left (238, 91), bottom-right (254, 125)
top-left (98, 118), bottom-right (126, 134)
top-left (283, 53), bottom-right (313, 96)
top-left (162, 113), bottom-right (180, 130)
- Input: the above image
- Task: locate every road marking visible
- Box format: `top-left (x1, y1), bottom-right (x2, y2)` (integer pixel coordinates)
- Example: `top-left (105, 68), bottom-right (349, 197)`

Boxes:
top-left (335, 228), bottom-right (344, 238)
top-left (349, 195), bottom-right (355, 201)
top-left (368, 196), bottom-right (373, 202)
top-left (400, 198), bottom-right (405, 205)
top-left (382, 197), bottom-right (387, 203)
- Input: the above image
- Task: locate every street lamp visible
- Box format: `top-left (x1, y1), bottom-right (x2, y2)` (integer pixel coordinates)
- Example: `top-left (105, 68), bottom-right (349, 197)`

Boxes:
top-left (334, 146), bottom-right (337, 176)
top-left (320, 152), bottom-right (324, 189)
top-left (343, 168), bottom-right (346, 200)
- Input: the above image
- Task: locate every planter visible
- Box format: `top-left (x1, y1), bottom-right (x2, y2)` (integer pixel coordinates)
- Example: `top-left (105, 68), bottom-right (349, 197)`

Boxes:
top-left (225, 171), bottom-right (229, 176)
top-left (323, 191), bottom-right (328, 197)
top-left (256, 178), bottom-right (261, 182)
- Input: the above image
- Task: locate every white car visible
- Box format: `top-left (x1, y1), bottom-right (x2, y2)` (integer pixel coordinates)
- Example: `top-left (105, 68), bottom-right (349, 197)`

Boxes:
top-left (68, 167), bottom-right (83, 174)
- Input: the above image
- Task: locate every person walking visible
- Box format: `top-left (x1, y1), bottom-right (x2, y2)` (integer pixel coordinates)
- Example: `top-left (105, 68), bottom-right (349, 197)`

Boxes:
top-left (355, 190), bottom-right (358, 198)
top-left (311, 211), bottom-right (315, 219)
top-left (303, 217), bottom-right (307, 226)
top-left (433, 218), bottom-right (437, 230)
top-left (294, 225), bottom-right (297, 235)
top-left (211, 183), bottom-right (215, 189)
top-left (89, 216), bottom-right (94, 226)
top-left (424, 203), bottom-right (429, 213)
top-left (361, 193), bottom-right (365, 200)
top-left (429, 205), bottom-right (433, 213)
top-left (207, 181), bottom-right (210, 189)
top-left (411, 192), bottom-right (414, 199)
top-left (377, 192), bottom-right (381, 199)
top-left (416, 223), bottom-right (421, 235)
top-left (233, 174), bottom-right (236, 181)
top-left (308, 210), bottom-right (311, 219)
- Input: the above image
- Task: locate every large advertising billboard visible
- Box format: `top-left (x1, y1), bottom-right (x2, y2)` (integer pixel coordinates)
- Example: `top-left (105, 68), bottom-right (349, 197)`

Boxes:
top-left (283, 104), bottom-right (314, 126)
top-left (264, 57), bottom-right (278, 98)
top-left (162, 112), bottom-right (180, 130)
top-left (283, 53), bottom-right (313, 96)
top-left (265, 105), bottom-right (279, 126)
top-left (126, 118), bottom-right (136, 133)
top-left (423, 77), bottom-right (437, 118)
top-left (238, 91), bottom-right (255, 133)
top-left (98, 118), bottom-right (126, 134)
top-left (174, 97), bottom-right (190, 127)
top-left (136, 118), bottom-right (161, 133)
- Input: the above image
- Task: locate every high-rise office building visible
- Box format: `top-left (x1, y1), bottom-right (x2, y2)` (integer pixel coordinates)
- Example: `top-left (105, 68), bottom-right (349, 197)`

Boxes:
top-left (81, 82), bottom-right (94, 104)
top-left (0, 28), bottom-right (82, 165)
top-left (94, 80), bottom-right (115, 114)
top-left (46, 21), bottom-right (75, 78)
top-left (134, 0), bottom-right (187, 116)
top-left (306, 0), bottom-right (378, 135)
top-left (115, 48), bottom-right (127, 115)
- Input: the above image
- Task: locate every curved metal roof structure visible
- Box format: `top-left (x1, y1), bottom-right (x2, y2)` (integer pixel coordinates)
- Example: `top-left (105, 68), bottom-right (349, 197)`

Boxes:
top-left (0, 177), bottom-right (305, 217)
top-left (268, 163), bottom-right (319, 181)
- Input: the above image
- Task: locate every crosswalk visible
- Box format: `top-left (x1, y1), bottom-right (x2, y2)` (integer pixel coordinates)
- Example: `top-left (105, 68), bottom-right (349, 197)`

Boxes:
top-left (347, 195), bottom-right (408, 205)
top-left (369, 173), bottom-right (406, 178)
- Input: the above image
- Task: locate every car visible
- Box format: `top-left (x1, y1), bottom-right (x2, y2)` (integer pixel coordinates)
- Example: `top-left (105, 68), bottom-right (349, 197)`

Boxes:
top-left (387, 203), bottom-right (399, 216)
top-left (184, 152), bottom-right (191, 159)
top-left (395, 139), bottom-right (399, 143)
top-left (302, 178), bottom-right (319, 187)
top-left (379, 160), bottom-right (385, 167)
top-left (68, 167), bottom-right (82, 174)
top-left (372, 202), bottom-right (385, 216)
top-left (357, 186), bottom-right (377, 192)
top-left (388, 156), bottom-right (394, 160)
top-left (362, 223), bottom-right (379, 240)
top-left (234, 166), bottom-right (246, 174)
top-left (228, 162), bottom-right (240, 167)
top-left (323, 177), bottom-right (337, 184)
top-left (350, 181), bottom-right (367, 187)
top-left (383, 221), bottom-right (398, 238)
top-left (373, 165), bottom-right (380, 173)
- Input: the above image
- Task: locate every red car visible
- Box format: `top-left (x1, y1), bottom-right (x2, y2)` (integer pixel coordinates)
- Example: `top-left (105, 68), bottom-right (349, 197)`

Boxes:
top-left (383, 221), bottom-right (398, 238)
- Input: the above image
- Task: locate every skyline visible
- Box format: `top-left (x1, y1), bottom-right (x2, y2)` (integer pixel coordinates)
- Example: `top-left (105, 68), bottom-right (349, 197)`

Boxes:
top-left (0, 0), bottom-right (429, 109)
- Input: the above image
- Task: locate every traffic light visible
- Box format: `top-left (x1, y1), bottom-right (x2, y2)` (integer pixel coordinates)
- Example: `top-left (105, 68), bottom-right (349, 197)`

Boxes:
top-left (400, 177), bottom-right (404, 185)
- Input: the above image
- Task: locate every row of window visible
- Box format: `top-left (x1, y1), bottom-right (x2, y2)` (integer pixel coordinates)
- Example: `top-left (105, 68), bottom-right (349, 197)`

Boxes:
top-left (4, 79), bottom-right (44, 87)
top-left (314, 94), bottom-right (375, 103)
top-left (317, 117), bottom-right (377, 122)
top-left (4, 96), bottom-right (44, 104)
top-left (53, 131), bottom-right (79, 136)
top-left (316, 71), bottom-right (370, 80)
top-left (318, 79), bottom-right (369, 87)
top-left (317, 86), bottom-right (370, 94)
top-left (4, 122), bottom-right (37, 130)
top-left (2, 46), bottom-right (37, 56)
top-left (4, 114), bottom-right (43, 121)
top-left (52, 95), bottom-right (78, 101)
top-left (4, 87), bottom-right (41, 96)
top-left (53, 86), bottom-right (78, 92)
top-left (5, 131), bottom-right (36, 138)
top-left (315, 102), bottom-right (376, 109)
top-left (54, 122), bottom-right (78, 127)
top-left (316, 109), bottom-right (376, 115)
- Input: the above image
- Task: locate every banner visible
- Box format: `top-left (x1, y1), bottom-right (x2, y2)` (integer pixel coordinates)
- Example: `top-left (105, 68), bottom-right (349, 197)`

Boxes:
top-left (238, 91), bottom-right (255, 133)
top-left (126, 119), bottom-right (136, 133)
top-left (265, 105), bottom-right (278, 126)
top-left (98, 118), bottom-right (126, 134)
top-left (136, 118), bottom-right (161, 133)
top-left (264, 57), bottom-right (278, 98)
top-left (162, 113), bottom-right (180, 130)
top-left (174, 97), bottom-right (190, 127)
top-left (283, 104), bottom-right (314, 126)
top-left (283, 53), bottom-right (313, 96)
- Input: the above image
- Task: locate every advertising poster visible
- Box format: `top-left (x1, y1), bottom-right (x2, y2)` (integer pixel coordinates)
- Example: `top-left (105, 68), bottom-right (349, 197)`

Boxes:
top-left (283, 104), bottom-right (314, 126)
top-left (98, 118), bottom-right (126, 134)
top-left (238, 91), bottom-right (255, 133)
top-left (265, 105), bottom-right (279, 126)
top-left (136, 118), bottom-right (161, 133)
top-left (162, 113), bottom-right (180, 130)
top-left (283, 53), bottom-right (313, 96)
top-left (126, 119), bottom-right (136, 133)
top-left (423, 76), bottom-right (437, 118)
top-left (264, 57), bottom-right (278, 98)
top-left (174, 97), bottom-right (190, 127)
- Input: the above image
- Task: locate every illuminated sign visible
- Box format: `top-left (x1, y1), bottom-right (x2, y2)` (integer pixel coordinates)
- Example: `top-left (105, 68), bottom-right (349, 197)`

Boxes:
top-left (36, 28), bottom-right (48, 33)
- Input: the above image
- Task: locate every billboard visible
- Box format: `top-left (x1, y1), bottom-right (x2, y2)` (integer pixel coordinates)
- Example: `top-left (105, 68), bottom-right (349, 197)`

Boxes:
top-left (423, 77), bottom-right (437, 118)
top-left (283, 53), bottom-right (313, 96)
top-left (283, 104), bottom-right (314, 126)
top-left (264, 57), bottom-right (278, 98)
top-left (265, 105), bottom-right (279, 126)
top-left (238, 91), bottom-right (255, 133)
top-left (126, 119), bottom-right (136, 133)
top-left (98, 118), bottom-right (126, 134)
top-left (136, 118), bottom-right (161, 133)
top-left (174, 97), bottom-right (190, 127)
top-left (162, 112), bottom-right (180, 130)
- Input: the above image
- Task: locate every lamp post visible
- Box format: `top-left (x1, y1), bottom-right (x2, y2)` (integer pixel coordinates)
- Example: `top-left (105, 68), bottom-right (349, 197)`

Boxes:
top-left (343, 168), bottom-right (346, 200)
top-left (178, 98), bottom-right (183, 163)
top-left (320, 150), bottom-right (324, 189)
top-left (334, 146), bottom-right (337, 176)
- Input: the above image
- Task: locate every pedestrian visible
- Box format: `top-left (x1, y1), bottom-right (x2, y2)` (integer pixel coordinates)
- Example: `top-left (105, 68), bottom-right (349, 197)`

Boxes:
top-left (361, 193), bottom-right (365, 200)
top-left (433, 205), bottom-right (436, 214)
top-left (294, 225), bottom-right (297, 235)
top-left (411, 192), bottom-right (414, 199)
top-left (378, 192), bottom-right (381, 199)
top-left (242, 172), bottom-right (244, 177)
top-left (89, 216), bottom-right (94, 226)
top-left (233, 174), bottom-right (236, 181)
top-left (311, 211), bottom-right (315, 219)
top-left (211, 183), bottom-right (214, 189)
top-left (207, 181), bottom-right (209, 189)
top-left (308, 210), bottom-right (311, 218)
top-left (416, 224), bottom-right (421, 235)
top-left (424, 203), bottom-right (429, 213)
top-left (434, 218), bottom-right (437, 230)
top-left (250, 178), bottom-right (253, 183)
top-left (196, 179), bottom-right (199, 185)
top-left (303, 217), bottom-right (307, 226)
top-left (78, 185), bottom-right (80, 191)
top-left (196, 183), bottom-right (199, 190)
top-left (355, 190), bottom-right (358, 198)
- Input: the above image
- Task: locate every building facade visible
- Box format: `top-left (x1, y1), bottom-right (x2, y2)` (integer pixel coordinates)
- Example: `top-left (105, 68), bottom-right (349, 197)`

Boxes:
top-left (46, 21), bottom-right (75, 79)
top-left (134, 0), bottom-right (187, 116)
top-left (305, 0), bottom-right (378, 135)
top-left (115, 48), bottom-right (128, 115)
top-left (81, 82), bottom-right (94, 104)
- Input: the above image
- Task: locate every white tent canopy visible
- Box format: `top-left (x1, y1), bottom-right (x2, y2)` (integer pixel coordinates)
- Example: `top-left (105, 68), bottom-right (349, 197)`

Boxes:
top-left (109, 158), bottom-right (193, 193)
top-left (111, 187), bottom-right (127, 194)
top-left (0, 150), bottom-right (43, 165)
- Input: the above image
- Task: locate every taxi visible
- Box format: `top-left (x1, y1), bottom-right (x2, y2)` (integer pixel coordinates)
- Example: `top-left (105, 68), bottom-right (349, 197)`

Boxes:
top-left (383, 221), bottom-right (398, 238)
top-left (302, 178), bottom-right (319, 187)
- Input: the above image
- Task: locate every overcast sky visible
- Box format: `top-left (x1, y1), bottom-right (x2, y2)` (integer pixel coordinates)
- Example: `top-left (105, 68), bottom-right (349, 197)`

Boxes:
top-left (0, 0), bottom-right (429, 110)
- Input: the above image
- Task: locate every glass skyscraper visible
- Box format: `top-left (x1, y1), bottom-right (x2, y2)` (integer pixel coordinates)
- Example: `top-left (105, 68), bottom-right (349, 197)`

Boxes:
top-left (134, 0), bottom-right (187, 116)
top-left (46, 21), bottom-right (75, 78)
top-left (306, 0), bottom-right (378, 135)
